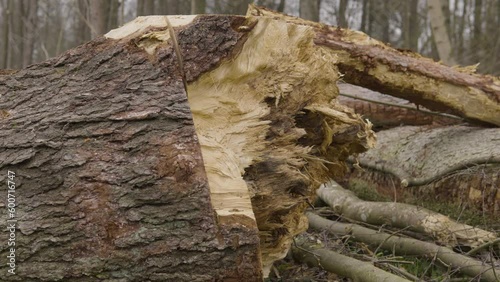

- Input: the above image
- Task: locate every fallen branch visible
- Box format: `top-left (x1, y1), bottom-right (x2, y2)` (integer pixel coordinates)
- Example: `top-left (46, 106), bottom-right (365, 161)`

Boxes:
top-left (337, 83), bottom-right (463, 128)
top-left (248, 5), bottom-right (500, 126)
top-left (306, 212), bottom-right (500, 282)
top-left (316, 180), bottom-right (497, 248)
top-left (291, 238), bottom-right (410, 282)
top-left (466, 238), bottom-right (500, 256)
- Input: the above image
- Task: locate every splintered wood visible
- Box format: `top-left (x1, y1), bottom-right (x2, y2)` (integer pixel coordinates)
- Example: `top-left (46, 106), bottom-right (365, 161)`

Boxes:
top-left (0, 13), bottom-right (375, 281)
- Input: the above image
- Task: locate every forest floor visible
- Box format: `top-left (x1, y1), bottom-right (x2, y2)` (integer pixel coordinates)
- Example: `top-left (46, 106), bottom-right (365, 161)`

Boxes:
top-left (267, 181), bottom-right (500, 282)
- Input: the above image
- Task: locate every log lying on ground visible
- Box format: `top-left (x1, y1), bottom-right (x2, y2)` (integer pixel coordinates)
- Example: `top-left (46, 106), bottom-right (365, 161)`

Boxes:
top-left (306, 212), bottom-right (500, 282)
top-left (0, 14), bottom-right (375, 280)
top-left (350, 125), bottom-right (500, 216)
top-left (248, 6), bottom-right (500, 126)
top-left (317, 180), bottom-right (497, 247)
top-left (291, 237), bottom-right (410, 282)
top-left (337, 83), bottom-right (463, 128)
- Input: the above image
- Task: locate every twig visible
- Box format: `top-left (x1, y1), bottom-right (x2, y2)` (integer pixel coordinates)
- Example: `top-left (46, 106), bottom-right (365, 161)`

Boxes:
top-left (466, 238), bottom-right (500, 256)
top-left (378, 263), bottom-right (420, 281)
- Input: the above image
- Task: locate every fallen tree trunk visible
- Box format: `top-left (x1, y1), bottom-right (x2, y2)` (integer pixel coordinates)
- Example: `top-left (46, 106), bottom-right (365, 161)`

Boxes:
top-left (349, 125), bottom-right (500, 217)
top-left (248, 6), bottom-right (500, 126)
top-left (0, 14), bottom-right (375, 280)
top-left (306, 212), bottom-right (500, 282)
top-left (317, 180), bottom-right (497, 247)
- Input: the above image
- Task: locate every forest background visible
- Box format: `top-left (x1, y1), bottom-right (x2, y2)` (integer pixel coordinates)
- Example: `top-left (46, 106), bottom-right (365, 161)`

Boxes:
top-left (0, 0), bottom-right (498, 76)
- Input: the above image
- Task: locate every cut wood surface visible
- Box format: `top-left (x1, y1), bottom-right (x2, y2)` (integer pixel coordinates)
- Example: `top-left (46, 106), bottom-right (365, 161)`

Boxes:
top-left (0, 13), bottom-right (375, 280)
top-left (248, 6), bottom-right (500, 126)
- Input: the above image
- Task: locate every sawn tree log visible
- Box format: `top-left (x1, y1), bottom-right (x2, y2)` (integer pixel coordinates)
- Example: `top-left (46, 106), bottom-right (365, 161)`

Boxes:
top-left (0, 14), bottom-right (375, 281)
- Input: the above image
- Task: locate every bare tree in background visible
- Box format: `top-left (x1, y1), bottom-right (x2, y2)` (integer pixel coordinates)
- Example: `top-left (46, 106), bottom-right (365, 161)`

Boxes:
top-left (21, 0), bottom-right (37, 67)
top-left (76, 0), bottom-right (91, 45)
top-left (1, 0), bottom-right (11, 69)
top-left (427, 0), bottom-right (456, 65)
top-left (89, 0), bottom-right (108, 38)
top-left (0, 0), bottom-right (498, 75)
top-left (337, 0), bottom-right (348, 27)
top-left (191, 0), bottom-right (206, 14)
top-left (368, 0), bottom-right (389, 43)
top-left (256, 0), bottom-right (285, 12)
top-left (300, 0), bottom-right (320, 21)
top-left (402, 0), bottom-right (419, 51)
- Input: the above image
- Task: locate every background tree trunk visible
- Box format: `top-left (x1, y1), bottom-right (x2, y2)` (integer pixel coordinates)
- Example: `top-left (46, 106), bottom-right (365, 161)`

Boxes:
top-left (427, 0), bottom-right (456, 65)
top-left (88, 0), bottom-right (108, 38)
top-left (21, 0), bottom-right (38, 67)
top-left (337, 0), bottom-right (348, 27)
top-left (75, 0), bottom-right (91, 46)
top-left (10, 0), bottom-right (23, 69)
top-left (300, 0), bottom-right (320, 21)
top-left (191, 0), bottom-right (206, 14)
top-left (1, 0), bottom-right (11, 69)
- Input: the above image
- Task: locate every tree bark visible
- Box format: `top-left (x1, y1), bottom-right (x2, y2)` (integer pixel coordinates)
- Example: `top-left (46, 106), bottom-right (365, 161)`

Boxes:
top-left (191, 0), bottom-right (206, 14)
top-left (402, 0), bottom-right (418, 51)
top-left (21, 0), bottom-right (38, 67)
top-left (0, 14), bottom-right (375, 280)
top-left (299, 0), bottom-right (320, 22)
top-left (427, 0), bottom-right (456, 66)
top-left (348, 125), bottom-right (500, 216)
top-left (1, 0), bottom-right (11, 69)
top-left (307, 212), bottom-right (500, 282)
top-left (143, 0), bottom-right (155, 15)
top-left (292, 237), bottom-right (410, 282)
top-left (75, 0), bottom-right (91, 46)
top-left (337, 83), bottom-right (462, 128)
top-left (136, 0), bottom-right (145, 16)
top-left (10, 0), bottom-right (24, 68)
top-left (249, 5), bottom-right (500, 126)
top-left (88, 0), bottom-right (108, 38)
top-left (317, 180), bottom-right (497, 248)
top-left (337, 0), bottom-right (348, 28)
top-left (360, 0), bottom-right (368, 33)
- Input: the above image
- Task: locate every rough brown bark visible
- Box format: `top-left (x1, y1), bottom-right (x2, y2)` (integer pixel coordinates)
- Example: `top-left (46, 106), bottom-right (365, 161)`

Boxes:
top-left (337, 83), bottom-right (462, 128)
top-left (0, 14), bottom-right (375, 280)
top-left (248, 5), bottom-right (500, 127)
top-left (0, 15), bottom-right (264, 282)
